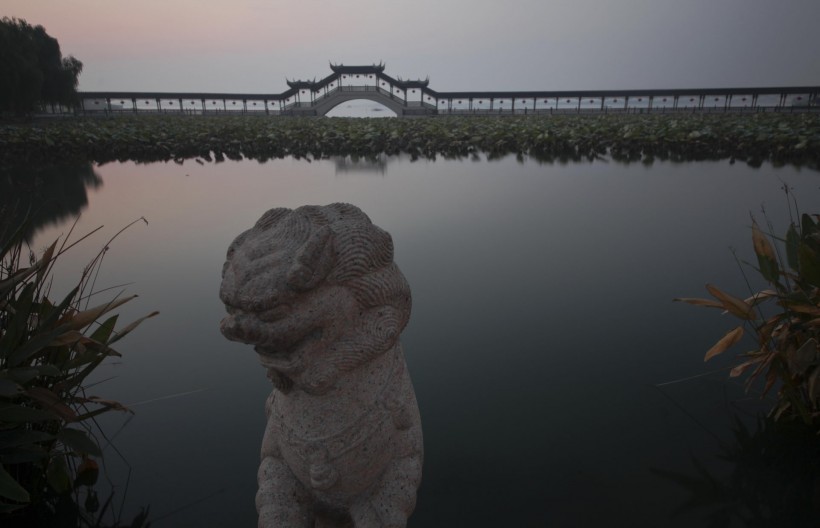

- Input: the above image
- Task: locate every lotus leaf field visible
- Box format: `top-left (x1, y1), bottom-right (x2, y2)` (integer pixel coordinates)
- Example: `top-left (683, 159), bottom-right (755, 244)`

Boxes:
top-left (1, 113), bottom-right (819, 168)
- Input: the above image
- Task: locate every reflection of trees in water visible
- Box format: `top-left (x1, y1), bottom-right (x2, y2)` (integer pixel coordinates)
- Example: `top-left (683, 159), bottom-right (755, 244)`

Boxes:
top-left (653, 416), bottom-right (820, 527)
top-left (0, 163), bottom-right (101, 243)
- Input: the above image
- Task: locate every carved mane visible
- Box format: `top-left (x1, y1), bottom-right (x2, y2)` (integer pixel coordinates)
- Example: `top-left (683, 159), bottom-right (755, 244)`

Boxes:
top-left (224, 203), bottom-right (412, 372)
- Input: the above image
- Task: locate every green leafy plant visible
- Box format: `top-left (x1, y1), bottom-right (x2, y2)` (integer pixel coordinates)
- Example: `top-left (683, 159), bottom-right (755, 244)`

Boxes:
top-left (676, 190), bottom-right (820, 426)
top-left (0, 215), bottom-right (157, 525)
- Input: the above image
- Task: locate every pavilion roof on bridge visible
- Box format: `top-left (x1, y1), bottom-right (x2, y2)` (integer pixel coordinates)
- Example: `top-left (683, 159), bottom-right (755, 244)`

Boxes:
top-left (391, 77), bottom-right (430, 89)
top-left (329, 62), bottom-right (385, 74)
top-left (286, 79), bottom-right (321, 89)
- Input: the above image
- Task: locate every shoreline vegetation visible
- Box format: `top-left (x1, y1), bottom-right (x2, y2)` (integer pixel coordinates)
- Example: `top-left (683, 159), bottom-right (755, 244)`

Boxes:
top-left (0, 217), bottom-right (156, 525)
top-left (1, 113), bottom-right (818, 169)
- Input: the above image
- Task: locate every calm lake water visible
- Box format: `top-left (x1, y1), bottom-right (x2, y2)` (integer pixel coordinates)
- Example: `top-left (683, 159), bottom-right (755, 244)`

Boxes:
top-left (7, 154), bottom-right (819, 526)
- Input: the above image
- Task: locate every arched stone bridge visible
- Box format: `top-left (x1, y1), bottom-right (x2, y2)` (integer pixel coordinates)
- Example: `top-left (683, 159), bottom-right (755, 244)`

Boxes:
top-left (78, 62), bottom-right (819, 116)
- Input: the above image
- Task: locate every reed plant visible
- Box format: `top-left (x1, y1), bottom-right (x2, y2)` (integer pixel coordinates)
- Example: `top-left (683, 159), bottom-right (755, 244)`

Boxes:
top-left (676, 186), bottom-right (820, 428)
top-left (0, 215), bottom-right (156, 525)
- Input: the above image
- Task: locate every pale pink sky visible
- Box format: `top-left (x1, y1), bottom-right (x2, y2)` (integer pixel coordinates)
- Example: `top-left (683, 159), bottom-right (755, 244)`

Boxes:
top-left (5, 0), bottom-right (820, 92)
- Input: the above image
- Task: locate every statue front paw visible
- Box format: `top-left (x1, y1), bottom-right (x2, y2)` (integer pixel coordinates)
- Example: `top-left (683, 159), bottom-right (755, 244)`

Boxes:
top-left (257, 456), bottom-right (313, 528)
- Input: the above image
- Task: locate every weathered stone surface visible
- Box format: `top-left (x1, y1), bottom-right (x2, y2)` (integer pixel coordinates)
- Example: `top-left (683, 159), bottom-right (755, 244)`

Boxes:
top-left (220, 203), bottom-right (423, 528)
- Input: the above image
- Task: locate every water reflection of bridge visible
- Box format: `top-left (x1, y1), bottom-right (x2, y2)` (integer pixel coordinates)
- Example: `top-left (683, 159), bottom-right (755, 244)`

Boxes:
top-left (333, 155), bottom-right (388, 175)
top-left (77, 63), bottom-right (819, 117)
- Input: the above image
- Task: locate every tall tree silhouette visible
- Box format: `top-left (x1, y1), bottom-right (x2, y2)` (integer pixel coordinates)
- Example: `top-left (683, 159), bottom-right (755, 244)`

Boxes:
top-left (0, 17), bottom-right (82, 115)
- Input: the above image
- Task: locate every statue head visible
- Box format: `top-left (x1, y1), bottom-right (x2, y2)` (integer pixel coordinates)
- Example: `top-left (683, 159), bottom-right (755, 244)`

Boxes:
top-left (219, 203), bottom-right (411, 394)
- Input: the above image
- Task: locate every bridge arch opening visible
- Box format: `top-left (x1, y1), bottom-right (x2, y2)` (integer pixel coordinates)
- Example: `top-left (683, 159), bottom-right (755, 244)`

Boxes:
top-left (324, 99), bottom-right (397, 118)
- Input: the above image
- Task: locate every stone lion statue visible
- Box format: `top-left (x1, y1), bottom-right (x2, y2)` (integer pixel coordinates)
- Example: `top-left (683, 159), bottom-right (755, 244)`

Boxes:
top-left (219, 203), bottom-right (423, 528)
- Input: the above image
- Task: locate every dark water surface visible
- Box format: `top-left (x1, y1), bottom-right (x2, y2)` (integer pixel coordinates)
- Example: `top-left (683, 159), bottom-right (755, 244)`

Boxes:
top-left (14, 156), bottom-right (820, 526)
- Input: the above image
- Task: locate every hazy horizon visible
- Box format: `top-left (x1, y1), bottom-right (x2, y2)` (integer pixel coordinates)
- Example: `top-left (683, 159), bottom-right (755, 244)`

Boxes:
top-left (5, 0), bottom-right (820, 94)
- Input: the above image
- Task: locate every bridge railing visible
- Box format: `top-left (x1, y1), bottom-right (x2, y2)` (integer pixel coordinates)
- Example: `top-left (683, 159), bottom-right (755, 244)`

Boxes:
top-left (340, 86), bottom-right (377, 92)
top-left (342, 85), bottom-right (406, 105)
top-left (302, 85), bottom-right (407, 107)
top-left (75, 85), bottom-right (820, 117)
top-left (312, 86), bottom-right (339, 103)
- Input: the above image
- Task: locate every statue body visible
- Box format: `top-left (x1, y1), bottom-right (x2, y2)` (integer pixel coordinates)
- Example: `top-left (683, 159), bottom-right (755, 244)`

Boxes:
top-left (220, 203), bottom-right (422, 527)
